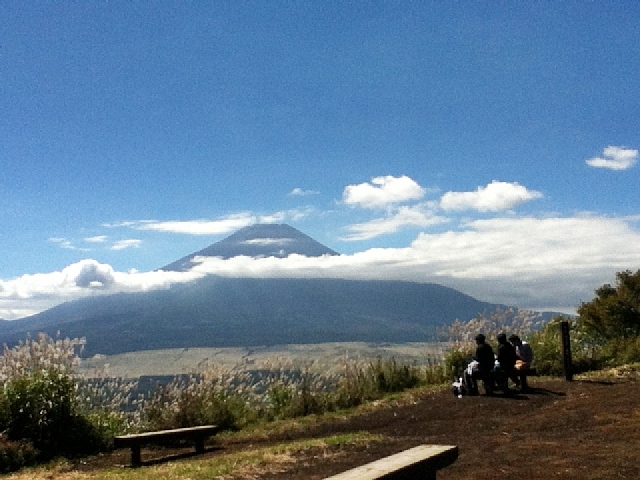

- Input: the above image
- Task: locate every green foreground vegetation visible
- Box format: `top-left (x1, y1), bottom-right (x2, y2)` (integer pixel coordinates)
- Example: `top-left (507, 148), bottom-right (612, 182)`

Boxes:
top-left (1, 269), bottom-right (639, 475)
top-left (4, 432), bottom-right (382, 480)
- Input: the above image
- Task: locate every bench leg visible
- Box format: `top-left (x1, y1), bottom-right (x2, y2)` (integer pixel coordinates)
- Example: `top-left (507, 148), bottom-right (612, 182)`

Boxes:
top-left (195, 436), bottom-right (205, 454)
top-left (131, 445), bottom-right (141, 467)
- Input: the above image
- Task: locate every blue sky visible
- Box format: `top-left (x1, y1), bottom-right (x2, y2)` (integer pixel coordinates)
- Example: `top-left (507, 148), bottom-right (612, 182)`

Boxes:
top-left (2, 1), bottom-right (639, 320)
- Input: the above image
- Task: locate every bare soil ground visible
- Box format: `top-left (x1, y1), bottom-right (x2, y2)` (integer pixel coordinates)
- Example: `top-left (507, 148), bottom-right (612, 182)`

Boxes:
top-left (76, 375), bottom-right (640, 479)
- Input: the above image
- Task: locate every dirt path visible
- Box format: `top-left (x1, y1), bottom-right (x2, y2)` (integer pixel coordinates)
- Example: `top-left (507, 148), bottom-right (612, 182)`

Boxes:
top-left (256, 377), bottom-right (640, 479)
top-left (77, 376), bottom-right (640, 479)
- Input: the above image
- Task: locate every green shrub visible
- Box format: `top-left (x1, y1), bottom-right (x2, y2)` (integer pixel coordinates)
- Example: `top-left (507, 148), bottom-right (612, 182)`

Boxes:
top-left (141, 371), bottom-right (254, 432)
top-left (4, 369), bottom-right (75, 452)
top-left (1, 334), bottom-right (108, 462)
top-left (332, 361), bottom-right (375, 409)
top-left (265, 368), bottom-right (328, 419)
top-left (369, 358), bottom-right (421, 393)
top-left (3, 367), bottom-right (106, 457)
top-left (598, 336), bottom-right (640, 366)
top-left (443, 345), bottom-right (474, 378)
top-left (328, 357), bottom-right (428, 411)
top-left (528, 316), bottom-right (603, 376)
top-left (255, 357), bottom-right (437, 420)
top-left (577, 269), bottom-right (640, 342)
top-left (423, 358), bottom-right (449, 386)
top-left (84, 410), bottom-right (135, 440)
top-left (527, 318), bottom-right (565, 376)
top-left (0, 438), bottom-right (37, 473)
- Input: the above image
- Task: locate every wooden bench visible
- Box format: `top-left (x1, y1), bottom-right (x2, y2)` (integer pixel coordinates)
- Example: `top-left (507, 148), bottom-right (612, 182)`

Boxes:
top-left (519, 367), bottom-right (537, 376)
top-left (323, 444), bottom-right (458, 480)
top-left (515, 367), bottom-right (537, 391)
top-left (113, 425), bottom-right (219, 467)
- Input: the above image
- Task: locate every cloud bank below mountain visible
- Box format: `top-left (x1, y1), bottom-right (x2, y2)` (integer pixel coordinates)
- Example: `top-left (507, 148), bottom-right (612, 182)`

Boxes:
top-left (3, 214), bottom-right (639, 320)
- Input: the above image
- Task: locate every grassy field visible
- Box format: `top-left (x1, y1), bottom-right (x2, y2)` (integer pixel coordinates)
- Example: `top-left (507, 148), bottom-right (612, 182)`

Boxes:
top-left (3, 433), bottom-right (383, 480)
top-left (78, 342), bottom-right (449, 378)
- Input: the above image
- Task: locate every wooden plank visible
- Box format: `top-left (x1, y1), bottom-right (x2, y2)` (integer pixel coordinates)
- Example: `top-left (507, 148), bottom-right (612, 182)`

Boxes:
top-left (324, 444), bottom-right (458, 480)
top-left (114, 425), bottom-right (219, 447)
top-left (114, 425), bottom-right (218, 442)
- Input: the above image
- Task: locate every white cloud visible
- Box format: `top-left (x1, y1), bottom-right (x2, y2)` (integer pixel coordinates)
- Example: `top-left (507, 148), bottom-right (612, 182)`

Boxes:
top-left (0, 259), bottom-right (203, 320)
top-left (254, 209), bottom-right (313, 226)
top-left (343, 175), bottom-right (426, 208)
top-left (4, 215), bottom-right (640, 320)
top-left (188, 215), bottom-right (640, 311)
top-left (440, 181), bottom-right (543, 212)
top-left (84, 236), bottom-right (108, 243)
top-left (112, 210), bottom-right (313, 236)
top-left (289, 188), bottom-right (319, 196)
top-left (342, 204), bottom-right (448, 241)
top-left (69, 260), bottom-right (116, 287)
top-left (48, 237), bottom-right (89, 252)
top-left (586, 145), bottom-right (638, 170)
top-left (135, 213), bottom-right (256, 235)
top-left (102, 221), bottom-right (138, 228)
top-left (110, 239), bottom-right (142, 251)
top-left (242, 238), bottom-right (294, 246)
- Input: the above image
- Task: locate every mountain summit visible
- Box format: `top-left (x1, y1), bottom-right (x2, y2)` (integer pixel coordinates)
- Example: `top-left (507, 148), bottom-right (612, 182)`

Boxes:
top-left (160, 224), bottom-right (339, 272)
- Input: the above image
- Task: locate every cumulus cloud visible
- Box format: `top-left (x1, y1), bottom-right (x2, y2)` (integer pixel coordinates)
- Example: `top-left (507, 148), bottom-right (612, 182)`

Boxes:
top-left (188, 215), bottom-right (640, 311)
top-left (586, 146), bottom-right (638, 170)
top-left (0, 259), bottom-right (203, 320)
top-left (343, 204), bottom-right (448, 241)
top-left (4, 215), bottom-right (640, 319)
top-left (69, 260), bottom-right (115, 287)
top-left (343, 175), bottom-right (426, 208)
top-left (289, 188), bottom-right (319, 196)
top-left (340, 178), bottom-right (542, 241)
top-left (110, 239), bottom-right (142, 251)
top-left (5, 208), bottom-right (640, 319)
top-left (440, 181), bottom-right (543, 212)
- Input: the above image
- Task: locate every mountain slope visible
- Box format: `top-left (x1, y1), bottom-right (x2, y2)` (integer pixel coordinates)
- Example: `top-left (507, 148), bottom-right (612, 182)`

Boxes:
top-left (0, 277), bottom-right (501, 356)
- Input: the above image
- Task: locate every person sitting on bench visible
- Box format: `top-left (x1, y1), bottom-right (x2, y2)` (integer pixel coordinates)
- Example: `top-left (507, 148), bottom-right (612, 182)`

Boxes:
top-left (464, 333), bottom-right (495, 395)
top-left (494, 333), bottom-right (517, 392)
top-left (509, 334), bottom-right (534, 391)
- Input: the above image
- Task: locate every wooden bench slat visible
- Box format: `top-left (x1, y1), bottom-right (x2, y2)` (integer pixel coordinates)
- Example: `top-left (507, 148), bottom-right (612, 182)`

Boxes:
top-left (324, 444), bottom-right (458, 480)
top-left (114, 425), bottom-right (219, 443)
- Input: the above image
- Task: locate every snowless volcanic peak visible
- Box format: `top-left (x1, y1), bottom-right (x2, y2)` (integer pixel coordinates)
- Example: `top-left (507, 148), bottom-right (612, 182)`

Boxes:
top-left (160, 224), bottom-right (339, 272)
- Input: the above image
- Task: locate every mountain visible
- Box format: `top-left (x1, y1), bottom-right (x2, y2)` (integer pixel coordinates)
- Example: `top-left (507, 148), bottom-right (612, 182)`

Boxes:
top-left (161, 224), bottom-right (338, 271)
top-left (0, 224), bottom-right (506, 356)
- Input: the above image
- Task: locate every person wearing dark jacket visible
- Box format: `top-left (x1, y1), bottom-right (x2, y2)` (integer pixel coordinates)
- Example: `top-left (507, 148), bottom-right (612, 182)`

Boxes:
top-left (495, 333), bottom-right (517, 391)
top-left (464, 333), bottom-right (495, 395)
top-left (475, 334), bottom-right (495, 372)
